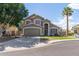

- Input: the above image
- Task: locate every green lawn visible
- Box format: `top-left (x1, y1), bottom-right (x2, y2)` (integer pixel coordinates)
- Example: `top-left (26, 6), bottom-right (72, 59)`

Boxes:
top-left (40, 36), bottom-right (76, 40)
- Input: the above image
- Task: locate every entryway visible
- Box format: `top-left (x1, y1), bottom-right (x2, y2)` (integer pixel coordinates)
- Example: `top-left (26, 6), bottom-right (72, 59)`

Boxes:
top-left (44, 23), bottom-right (48, 36)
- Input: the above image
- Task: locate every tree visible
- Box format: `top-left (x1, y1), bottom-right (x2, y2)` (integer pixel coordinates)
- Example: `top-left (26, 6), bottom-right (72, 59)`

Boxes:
top-left (62, 7), bottom-right (73, 36)
top-left (0, 3), bottom-right (29, 36)
top-left (0, 3), bottom-right (29, 27)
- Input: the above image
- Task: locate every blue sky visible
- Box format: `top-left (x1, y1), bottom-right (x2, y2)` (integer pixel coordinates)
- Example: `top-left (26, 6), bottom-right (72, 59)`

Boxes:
top-left (24, 3), bottom-right (79, 29)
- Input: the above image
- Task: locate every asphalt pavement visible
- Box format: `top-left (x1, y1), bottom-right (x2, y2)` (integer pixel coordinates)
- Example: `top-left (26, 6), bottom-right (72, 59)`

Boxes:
top-left (0, 40), bottom-right (79, 56)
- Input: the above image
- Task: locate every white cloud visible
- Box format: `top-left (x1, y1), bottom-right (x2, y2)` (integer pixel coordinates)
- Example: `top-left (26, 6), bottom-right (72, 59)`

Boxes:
top-left (52, 16), bottom-right (78, 30)
top-left (68, 3), bottom-right (79, 9)
top-left (53, 18), bottom-right (66, 29)
top-left (52, 3), bottom-right (79, 30)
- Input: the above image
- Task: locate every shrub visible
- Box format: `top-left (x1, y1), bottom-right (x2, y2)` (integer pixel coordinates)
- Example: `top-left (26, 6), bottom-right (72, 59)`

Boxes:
top-left (68, 32), bottom-right (74, 36)
top-left (40, 38), bottom-right (49, 43)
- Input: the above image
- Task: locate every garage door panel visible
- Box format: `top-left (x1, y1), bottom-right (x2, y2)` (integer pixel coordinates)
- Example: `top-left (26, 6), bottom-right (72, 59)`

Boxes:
top-left (24, 28), bottom-right (40, 36)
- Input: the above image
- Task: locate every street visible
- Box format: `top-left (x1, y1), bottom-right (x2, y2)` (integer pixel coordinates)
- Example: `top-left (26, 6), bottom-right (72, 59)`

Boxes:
top-left (0, 40), bottom-right (79, 56)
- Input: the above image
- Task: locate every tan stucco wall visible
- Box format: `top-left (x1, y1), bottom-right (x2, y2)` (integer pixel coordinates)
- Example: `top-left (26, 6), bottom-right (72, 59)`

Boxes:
top-left (6, 26), bottom-right (18, 35)
top-left (76, 28), bottom-right (79, 33)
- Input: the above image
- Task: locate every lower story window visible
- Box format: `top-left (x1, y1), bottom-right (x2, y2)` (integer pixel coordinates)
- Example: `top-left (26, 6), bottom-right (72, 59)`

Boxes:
top-left (50, 29), bottom-right (57, 36)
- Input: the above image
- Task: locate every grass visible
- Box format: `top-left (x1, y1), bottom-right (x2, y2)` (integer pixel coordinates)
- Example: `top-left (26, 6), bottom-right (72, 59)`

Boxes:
top-left (40, 36), bottom-right (76, 40)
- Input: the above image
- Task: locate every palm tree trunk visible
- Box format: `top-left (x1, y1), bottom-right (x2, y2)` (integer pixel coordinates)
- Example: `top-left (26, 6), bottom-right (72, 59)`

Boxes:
top-left (66, 15), bottom-right (69, 36)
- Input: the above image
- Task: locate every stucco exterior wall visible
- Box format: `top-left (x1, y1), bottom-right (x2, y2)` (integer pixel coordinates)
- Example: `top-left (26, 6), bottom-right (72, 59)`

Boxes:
top-left (22, 14), bottom-right (63, 36)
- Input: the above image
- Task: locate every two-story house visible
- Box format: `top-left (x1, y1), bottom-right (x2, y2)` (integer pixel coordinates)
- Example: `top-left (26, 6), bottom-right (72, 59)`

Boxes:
top-left (21, 14), bottom-right (63, 36)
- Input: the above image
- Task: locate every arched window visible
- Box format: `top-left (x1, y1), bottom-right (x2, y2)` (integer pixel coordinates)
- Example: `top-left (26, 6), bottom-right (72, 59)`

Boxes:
top-left (44, 23), bottom-right (48, 36)
top-left (26, 21), bottom-right (30, 24)
top-left (35, 20), bottom-right (41, 25)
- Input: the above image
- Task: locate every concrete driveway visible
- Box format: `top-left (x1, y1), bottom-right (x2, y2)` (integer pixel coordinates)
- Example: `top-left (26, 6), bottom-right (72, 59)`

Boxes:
top-left (0, 40), bottom-right (79, 56)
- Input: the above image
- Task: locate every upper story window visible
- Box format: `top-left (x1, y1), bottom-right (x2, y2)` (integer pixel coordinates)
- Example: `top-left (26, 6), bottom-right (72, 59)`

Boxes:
top-left (36, 20), bottom-right (40, 24)
top-left (26, 21), bottom-right (30, 25)
top-left (35, 19), bottom-right (41, 25)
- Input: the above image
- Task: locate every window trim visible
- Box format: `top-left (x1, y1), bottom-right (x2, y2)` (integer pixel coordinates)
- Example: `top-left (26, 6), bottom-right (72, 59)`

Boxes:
top-left (25, 20), bottom-right (31, 25)
top-left (34, 19), bottom-right (41, 26)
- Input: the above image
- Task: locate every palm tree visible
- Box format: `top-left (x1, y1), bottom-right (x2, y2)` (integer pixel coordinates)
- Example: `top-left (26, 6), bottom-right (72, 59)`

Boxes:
top-left (62, 7), bottom-right (73, 36)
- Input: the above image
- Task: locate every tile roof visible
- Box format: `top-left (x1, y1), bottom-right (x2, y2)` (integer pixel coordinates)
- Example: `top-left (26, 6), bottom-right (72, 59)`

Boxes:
top-left (25, 14), bottom-right (44, 20)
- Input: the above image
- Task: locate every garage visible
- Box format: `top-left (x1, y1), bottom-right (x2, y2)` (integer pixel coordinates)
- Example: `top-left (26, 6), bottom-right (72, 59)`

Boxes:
top-left (23, 28), bottom-right (40, 36)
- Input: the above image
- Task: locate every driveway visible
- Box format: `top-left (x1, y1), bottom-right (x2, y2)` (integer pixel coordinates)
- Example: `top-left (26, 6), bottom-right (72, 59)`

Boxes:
top-left (0, 37), bottom-right (40, 52)
top-left (0, 40), bottom-right (79, 56)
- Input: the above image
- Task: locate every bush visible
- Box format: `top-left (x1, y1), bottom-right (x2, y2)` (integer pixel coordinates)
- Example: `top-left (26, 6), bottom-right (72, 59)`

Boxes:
top-left (68, 32), bottom-right (74, 36)
top-left (40, 38), bottom-right (49, 43)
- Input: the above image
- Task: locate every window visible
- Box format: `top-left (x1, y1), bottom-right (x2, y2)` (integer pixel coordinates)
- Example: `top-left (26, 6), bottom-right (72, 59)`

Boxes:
top-left (35, 20), bottom-right (41, 25)
top-left (51, 29), bottom-right (57, 36)
top-left (41, 21), bottom-right (43, 26)
top-left (44, 23), bottom-right (48, 35)
top-left (26, 21), bottom-right (30, 24)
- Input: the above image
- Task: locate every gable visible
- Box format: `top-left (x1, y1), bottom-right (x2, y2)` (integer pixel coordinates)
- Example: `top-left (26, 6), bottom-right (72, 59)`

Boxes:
top-left (25, 14), bottom-right (44, 20)
top-left (23, 14), bottom-right (62, 30)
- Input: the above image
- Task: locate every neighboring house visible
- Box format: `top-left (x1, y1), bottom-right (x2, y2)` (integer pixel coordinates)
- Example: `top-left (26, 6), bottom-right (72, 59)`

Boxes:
top-left (21, 14), bottom-right (63, 36)
top-left (72, 24), bottom-right (79, 34)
